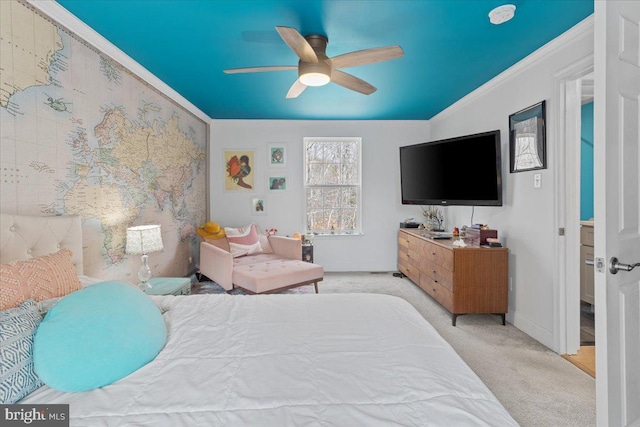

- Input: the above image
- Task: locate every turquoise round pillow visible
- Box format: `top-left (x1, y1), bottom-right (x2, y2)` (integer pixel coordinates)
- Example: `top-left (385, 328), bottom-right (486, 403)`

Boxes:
top-left (33, 281), bottom-right (167, 392)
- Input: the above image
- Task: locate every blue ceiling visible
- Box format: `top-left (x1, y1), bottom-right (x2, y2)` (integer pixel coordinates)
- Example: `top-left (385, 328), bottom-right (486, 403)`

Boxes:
top-left (55, 0), bottom-right (593, 120)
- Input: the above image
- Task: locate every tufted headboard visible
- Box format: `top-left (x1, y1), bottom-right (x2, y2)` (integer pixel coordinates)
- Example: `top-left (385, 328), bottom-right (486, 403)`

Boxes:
top-left (0, 213), bottom-right (84, 275)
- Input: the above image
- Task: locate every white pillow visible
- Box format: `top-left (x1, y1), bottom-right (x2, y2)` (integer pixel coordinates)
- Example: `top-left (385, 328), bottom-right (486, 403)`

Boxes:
top-left (224, 224), bottom-right (263, 258)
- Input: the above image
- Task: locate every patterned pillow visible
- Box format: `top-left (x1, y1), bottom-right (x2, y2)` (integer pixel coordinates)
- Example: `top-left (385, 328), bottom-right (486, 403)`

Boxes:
top-left (0, 299), bottom-right (43, 403)
top-left (0, 249), bottom-right (82, 311)
top-left (224, 224), bottom-right (263, 258)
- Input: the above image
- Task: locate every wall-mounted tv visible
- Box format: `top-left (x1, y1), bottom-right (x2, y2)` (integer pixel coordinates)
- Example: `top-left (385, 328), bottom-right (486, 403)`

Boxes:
top-left (400, 130), bottom-right (503, 206)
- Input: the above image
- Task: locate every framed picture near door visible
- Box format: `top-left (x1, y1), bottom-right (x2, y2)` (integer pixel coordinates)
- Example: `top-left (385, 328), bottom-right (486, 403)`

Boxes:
top-left (509, 100), bottom-right (547, 173)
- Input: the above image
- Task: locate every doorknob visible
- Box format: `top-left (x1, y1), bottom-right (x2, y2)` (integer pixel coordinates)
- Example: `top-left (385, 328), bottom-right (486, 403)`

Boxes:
top-left (609, 257), bottom-right (640, 274)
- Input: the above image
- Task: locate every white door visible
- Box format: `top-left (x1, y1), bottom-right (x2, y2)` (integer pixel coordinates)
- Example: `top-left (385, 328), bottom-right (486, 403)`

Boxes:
top-left (593, 1), bottom-right (640, 425)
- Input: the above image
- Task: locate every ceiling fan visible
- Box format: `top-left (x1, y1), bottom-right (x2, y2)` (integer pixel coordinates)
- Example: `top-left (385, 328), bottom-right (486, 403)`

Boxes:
top-left (223, 26), bottom-right (404, 98)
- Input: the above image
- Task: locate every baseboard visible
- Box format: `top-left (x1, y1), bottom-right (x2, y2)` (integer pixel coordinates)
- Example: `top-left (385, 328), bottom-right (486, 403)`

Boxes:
top-left (511, 312), bottom-right (556, 352)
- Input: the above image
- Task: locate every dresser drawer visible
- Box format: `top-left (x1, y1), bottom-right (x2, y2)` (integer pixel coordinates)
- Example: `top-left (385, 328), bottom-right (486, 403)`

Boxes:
top-left (398, 233), bottom-right (410, 249)
top-left (406, 233), bottom-right (422, 250)
top-left (421, 260), bottom-right (453, 292)
top-left (407, 246), bottom-right (423, 269)
top-left (398, 245), bottom-right (409, 263)
top-left (399, 232), bottom-right (419, 282)
top-left (419, 274), bottom-right (453, 312)
top-left (419, 241), bottom-right (453, 271)
top-left (399, 259), bottom-right (419, 283)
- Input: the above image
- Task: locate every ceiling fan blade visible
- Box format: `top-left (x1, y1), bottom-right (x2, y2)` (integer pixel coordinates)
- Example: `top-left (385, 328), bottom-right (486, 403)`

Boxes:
top-left (224, 66), bottom-right (297, 74)
top-left (329, 46), bottom-right (404, 70)
top-left (275, 26), bottom-right (318, 63)
top-left (286, 79), bottom-right (308, 98)
top-left (331, 70), bottom-right (377, 95)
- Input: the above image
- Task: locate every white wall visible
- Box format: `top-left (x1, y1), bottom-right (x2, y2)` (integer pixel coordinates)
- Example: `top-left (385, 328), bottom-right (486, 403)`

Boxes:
top-left (428, 17), bottom-right (594, 350)
top-left (210, 120), bottom-right (430, 271)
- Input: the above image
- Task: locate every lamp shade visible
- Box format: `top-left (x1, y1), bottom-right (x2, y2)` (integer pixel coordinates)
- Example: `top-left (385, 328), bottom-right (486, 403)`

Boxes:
top-left (126, 225), bottom-right (163, 255)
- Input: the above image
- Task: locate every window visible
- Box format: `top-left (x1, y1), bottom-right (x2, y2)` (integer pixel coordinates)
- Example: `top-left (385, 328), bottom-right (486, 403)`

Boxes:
top-left (304, 137), bottom-right (362, 235)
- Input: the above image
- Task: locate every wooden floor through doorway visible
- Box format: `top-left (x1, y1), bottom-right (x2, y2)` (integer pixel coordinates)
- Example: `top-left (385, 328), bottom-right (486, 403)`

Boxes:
top-left (562, 345), bottom-right (595, 378)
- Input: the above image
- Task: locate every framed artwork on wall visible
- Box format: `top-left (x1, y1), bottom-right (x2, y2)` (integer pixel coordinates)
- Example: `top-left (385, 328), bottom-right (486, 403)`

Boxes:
top-left (251, 195), bottom-right (266, 215)
top-left (267, 175), bottom-right (287, 191)
top-left (509, 100), bottom-right (547, 173)
top-left (224, 149), bottom-right (255, 191)
top-left (267, 143), bottom-right (287, 168)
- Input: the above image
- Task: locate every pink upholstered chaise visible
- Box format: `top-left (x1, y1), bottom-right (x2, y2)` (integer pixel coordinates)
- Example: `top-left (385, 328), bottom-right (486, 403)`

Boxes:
top-left (199, 227), bottom-right (323, 294)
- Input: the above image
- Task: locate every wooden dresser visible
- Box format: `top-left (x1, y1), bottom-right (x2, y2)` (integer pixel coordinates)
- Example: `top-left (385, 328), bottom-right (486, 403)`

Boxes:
top-left (398, 229), bottom-right (508, 325)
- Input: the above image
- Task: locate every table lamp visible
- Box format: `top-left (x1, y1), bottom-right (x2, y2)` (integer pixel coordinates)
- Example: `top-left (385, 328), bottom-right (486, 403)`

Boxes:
top-left (126, 225), bottom-right (163, 289)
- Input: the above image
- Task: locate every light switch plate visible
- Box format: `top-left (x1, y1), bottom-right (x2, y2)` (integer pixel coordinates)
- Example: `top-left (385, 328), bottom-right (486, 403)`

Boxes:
top-left (533, 173), bottom-right (541, 189)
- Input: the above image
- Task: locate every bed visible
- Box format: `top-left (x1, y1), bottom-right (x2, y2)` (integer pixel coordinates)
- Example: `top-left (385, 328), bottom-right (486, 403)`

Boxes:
top-left (1, 213), bottom-right (518, 426)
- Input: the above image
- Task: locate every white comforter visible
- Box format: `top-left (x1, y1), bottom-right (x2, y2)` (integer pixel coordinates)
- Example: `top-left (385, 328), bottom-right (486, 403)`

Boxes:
top-left (23, 293), bottom-right (518, 426)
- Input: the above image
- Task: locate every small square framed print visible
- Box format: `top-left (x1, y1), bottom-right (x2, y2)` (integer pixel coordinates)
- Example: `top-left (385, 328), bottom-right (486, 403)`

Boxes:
top-left (251, 196), bottom-right (266, 215)
top-left (267, 175), bottom-right (287, 191)
top-left (267, 143), bottom-right (287, 168)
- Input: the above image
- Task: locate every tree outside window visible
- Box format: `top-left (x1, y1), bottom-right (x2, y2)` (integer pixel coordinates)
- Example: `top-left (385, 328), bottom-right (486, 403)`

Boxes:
top-left (304, 137), bottom-right (361, 235)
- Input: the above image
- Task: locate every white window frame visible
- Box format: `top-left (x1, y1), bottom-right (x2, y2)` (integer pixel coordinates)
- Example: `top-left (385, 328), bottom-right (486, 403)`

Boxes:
top-left (303, 137), bottom-right (362, 236)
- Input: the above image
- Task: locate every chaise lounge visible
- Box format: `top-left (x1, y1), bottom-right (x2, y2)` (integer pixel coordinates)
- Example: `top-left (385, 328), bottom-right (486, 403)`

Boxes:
top-left (198, 223), bottom-right (323, 294)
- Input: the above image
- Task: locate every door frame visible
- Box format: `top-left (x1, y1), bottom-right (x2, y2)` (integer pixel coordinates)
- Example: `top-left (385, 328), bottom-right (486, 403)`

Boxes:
top-left (554, 53), bottom-right (594, 355)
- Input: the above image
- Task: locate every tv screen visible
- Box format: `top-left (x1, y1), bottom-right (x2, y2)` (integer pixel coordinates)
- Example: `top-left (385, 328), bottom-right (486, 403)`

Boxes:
top-left (400, 130), bottom-right (503, 206)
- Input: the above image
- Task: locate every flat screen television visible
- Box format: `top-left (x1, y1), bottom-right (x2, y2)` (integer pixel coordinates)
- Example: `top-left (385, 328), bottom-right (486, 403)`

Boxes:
top-left (400, 130), bottom-right (503, 206)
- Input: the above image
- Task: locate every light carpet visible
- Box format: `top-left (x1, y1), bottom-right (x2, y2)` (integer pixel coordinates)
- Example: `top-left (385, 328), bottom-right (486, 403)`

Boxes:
top-left (195, 272), bottom-right (596, 426)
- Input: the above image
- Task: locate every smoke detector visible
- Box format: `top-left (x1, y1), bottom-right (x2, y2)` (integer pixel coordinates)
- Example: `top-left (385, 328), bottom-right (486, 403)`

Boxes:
top-left (489, 4), bottom-right (516, 25)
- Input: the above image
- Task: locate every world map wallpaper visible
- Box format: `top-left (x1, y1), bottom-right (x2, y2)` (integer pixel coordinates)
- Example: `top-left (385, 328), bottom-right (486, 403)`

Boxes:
top-left (0, 0), bottom-right (208, 281)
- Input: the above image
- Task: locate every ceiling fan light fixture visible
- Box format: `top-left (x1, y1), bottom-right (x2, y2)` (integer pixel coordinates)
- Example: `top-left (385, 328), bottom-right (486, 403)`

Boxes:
top-left (225, 27), bottom-right (402, 97)
top-left (488, 4), bottom-right (516, 25)
top-left (299, 61), bottom-right (331, 86)
top-left (300, 72), bottom-right (330, 86)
